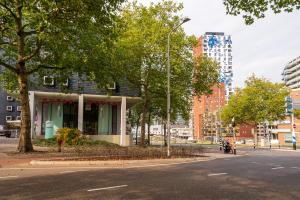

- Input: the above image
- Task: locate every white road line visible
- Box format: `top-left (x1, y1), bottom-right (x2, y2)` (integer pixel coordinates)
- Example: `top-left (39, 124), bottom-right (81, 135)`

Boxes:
top-left (87, 185), bottom-right (128, 192)
top-left (208, 173), bottom-right (228, 176)
top-left (59, 170), bottom-right (88, 174)
top-left (250, 161), bottom-right (259, 164)
top-left (59, 170), bottom-right (77, 174)
top-left (0, 176), bottom-right (18, 179)
top-left (291, 167), bottom-right (300, 169)
top-left (271, 167), bottom-right (284, 170)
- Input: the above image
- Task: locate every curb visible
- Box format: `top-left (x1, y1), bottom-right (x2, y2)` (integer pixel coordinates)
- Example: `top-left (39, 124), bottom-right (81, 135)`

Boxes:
top-left (29, 157), bottom-right (214, 167)
top-left (29, 153), bottom-right (245, 167)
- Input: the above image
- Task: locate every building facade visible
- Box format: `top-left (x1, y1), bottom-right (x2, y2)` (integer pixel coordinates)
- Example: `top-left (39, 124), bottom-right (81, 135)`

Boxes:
top-left (202, 32), bottom-right (233, 99)
top-left (0, 88), bottom-right (21, 128)
top-left (193, 84), bottom-right (226, 140)
top-left (282, 56), bottom-right (300, 89)
top-left (0, 72), bottom-right (140, 146)
top-left (276, 89), bottom-right (300, 146)
top-left (192, 32), bottom-right (233, 140)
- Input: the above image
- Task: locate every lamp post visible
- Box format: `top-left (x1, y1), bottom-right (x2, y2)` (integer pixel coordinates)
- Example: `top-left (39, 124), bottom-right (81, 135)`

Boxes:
top-left (167, 17), bottom-right (190, 157)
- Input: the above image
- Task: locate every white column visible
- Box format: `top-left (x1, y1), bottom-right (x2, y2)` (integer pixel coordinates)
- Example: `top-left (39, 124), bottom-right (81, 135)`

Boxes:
top-left (120, 97), bottom-right (127, 146)
top-left (36, 101), bottom-right (42, 136)
top-left (29, 91), bottom-right (35, 139)
top-left (78, 95), bottom-right (84, 132)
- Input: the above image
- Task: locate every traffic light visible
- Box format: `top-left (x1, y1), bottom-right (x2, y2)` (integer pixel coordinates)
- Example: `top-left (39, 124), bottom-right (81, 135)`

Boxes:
top-left (285, 96), bottom-right (293, 115)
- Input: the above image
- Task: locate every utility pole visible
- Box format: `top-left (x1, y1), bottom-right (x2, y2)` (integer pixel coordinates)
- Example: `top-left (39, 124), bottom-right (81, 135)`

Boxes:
top-left (167, 17), bottom-right (191, 157)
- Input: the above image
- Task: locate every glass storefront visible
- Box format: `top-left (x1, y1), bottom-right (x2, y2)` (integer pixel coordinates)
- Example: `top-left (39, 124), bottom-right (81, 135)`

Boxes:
top-left (41, 102), bottom-right (118, 135)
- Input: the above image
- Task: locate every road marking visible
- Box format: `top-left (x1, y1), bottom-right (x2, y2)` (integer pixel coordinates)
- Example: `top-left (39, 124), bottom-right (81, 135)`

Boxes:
top-left (87, 185), bottom-right (128, 192)
top-left (0, 176), bottom-right (18, 179)
top-left (291, 167), bottom-right (300, 169)
top-left (59, 170), bottom-right (88, 174)
top-left (208, 173), bottom-right (228, 176)
top-left (271, 167), bottom-right (284, 170)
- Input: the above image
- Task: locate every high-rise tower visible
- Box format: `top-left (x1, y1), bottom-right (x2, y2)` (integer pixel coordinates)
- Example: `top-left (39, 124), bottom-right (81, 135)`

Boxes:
top-left (192, 32), bottom-right (233, 140)
top-left (202, 32), bottom-right (233, 99)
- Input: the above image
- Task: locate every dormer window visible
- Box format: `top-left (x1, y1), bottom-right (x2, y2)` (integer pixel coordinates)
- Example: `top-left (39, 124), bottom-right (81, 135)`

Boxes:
top-left (43, 76), bottom-right (55, 86)
top-left (6, 96), bottom-right (13, 101)
top-left (107, 82), bottom-right (116, 90)
top-left (6, 106), bottom-right (13, 112)
top-left (63, 78), bottom-right (69, 87)
top-left (6, 116), bottom-right (12, 121)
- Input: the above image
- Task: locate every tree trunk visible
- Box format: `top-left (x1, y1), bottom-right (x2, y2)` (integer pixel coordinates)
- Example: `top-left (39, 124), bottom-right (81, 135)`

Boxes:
top-left (17, 71), bottom-right (33, 152)
top-left (147, 112), bottom-right (151, 146)
top-left (15, 0), bottom-right (34, 152)
top-left (163, 123), bottom-right (167, 146)
top-left (135, 116), bottom-right (140, 145)
top-left (140, 85), bottom-right (149, 147)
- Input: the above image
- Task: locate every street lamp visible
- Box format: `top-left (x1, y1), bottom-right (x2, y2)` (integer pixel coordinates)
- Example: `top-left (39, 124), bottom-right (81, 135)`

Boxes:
top-left (167, 17), bottom-right (191, 157)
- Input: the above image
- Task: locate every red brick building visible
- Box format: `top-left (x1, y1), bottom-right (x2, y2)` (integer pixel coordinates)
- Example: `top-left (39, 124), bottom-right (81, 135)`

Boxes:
top-left (192, 36), bottom-right (226, 140)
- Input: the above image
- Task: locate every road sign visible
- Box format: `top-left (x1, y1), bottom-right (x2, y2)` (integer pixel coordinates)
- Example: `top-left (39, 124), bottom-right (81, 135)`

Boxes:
top-left (293, 124), bottom-right (296, 129)
top-left (285, 96), bottom-right (293, 115)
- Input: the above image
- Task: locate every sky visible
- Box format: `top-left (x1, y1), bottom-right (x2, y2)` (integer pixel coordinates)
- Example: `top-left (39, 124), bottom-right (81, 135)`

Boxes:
top-left (137, 0), bottom-right (300, 87)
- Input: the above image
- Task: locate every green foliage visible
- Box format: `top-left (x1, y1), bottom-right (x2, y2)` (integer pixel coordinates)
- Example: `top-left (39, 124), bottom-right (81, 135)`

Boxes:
top-left (224, 0), bottom-right (300, 24)
top-left (56, 128), bottom-right (82, 146)
top-left (221, 75), bottom-right (289, 125)
top-left (0, 0), bottom-right (125, 152)
top-left (193, 55), bottom-right (220, 96)
top-left (119, 1), bottom-right (219, 125)
top-left (33, 138), bottom-right (57, 147)
top-left (33, 137), bottom-right (120, 147)
top-left (76, 139), bottom-right (120, 147)
top-left (294, 109), bottom-right (300, 119)
top-left (0, 0), bottom-right (125, 77)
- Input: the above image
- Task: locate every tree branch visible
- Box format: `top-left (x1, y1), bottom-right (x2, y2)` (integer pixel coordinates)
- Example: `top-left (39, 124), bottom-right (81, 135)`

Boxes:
top-left (0, 60), bottom-right (17, 73)
top-left (0, 41), bottom-right (10, 45)
top-left (0, 2), bottom-right (17, 20)
top-left (23, 30), bottom-right (37, 37)
top-left (23, 40), bottom-right (42, 62)
top-left (27, 64), bottom-right (65, 75)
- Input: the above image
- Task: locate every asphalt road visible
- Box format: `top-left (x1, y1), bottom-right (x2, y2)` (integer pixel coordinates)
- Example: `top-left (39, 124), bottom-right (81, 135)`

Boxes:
top-left (1, 148), bottom-right (300, 200)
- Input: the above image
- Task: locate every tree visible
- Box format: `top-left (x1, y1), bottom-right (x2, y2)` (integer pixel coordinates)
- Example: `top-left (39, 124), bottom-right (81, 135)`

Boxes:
top-left (119, 1), bottom-right (220, 146)
top-left (221, 75), bottom-right (289, 127)
top-left (224, 0), bottom-right (300, 24)
top-left (0, 0), bottom-right (124, 152)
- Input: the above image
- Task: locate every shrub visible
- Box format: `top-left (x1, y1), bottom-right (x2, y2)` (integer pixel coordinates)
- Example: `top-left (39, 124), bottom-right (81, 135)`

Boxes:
top-left (56, 128), bottom-right (82, 146)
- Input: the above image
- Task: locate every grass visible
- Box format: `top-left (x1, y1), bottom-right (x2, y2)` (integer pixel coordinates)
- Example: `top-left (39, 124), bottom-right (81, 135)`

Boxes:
top-left (33, 137), bottom-right (120, 148)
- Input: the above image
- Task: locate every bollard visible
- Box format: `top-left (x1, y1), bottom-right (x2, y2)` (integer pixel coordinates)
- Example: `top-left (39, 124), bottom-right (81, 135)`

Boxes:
top-left (279, 144), bottom-right (280, 149)
top-left (254, 143), bottom-right (256, 149)
top-left (270, 144), bottom-right (271, 149)
top-left (234, 144), bottom-right (236, 155)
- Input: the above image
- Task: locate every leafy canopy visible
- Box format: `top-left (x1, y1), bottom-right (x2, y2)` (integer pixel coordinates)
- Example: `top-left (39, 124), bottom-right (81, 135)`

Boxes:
top-left (224, 0), bottom-right (300, 24)
top-left (0, 0), bottom-right (124, 85)
top-left (119, 1), bottom-right (219, 123)
top-left (221, 75), bottom-right (289, 125)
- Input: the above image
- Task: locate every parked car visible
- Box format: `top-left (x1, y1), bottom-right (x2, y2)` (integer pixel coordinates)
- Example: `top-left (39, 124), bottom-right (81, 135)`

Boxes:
top-left (0, 130), bottom-right (11, 138)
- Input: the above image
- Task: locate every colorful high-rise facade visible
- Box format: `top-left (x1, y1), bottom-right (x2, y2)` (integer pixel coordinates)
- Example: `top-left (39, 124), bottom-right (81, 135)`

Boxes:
top-left (192, 32), bottom-right (233, 140)
top-left (203, 32), bottom-right (233, 99)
